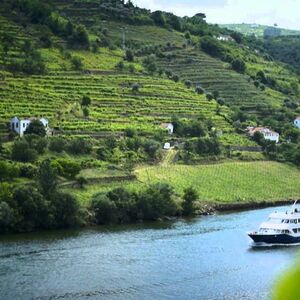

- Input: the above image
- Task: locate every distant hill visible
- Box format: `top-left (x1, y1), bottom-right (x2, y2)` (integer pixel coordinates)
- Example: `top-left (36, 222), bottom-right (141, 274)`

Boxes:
top-left (219, 23), bottom-right (300, 37)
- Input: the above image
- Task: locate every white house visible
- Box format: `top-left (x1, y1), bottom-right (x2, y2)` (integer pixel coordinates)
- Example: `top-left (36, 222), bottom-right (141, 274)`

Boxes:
top-left (217, 35), bottom-right (234, 42)
top-left (247, 127), bottom-right (279, 143)
top-left (10, 117), bottom-right (49, 136)
top-left (160, 123), bottom-right (174, 134)
top-left (294, 117), bottom-right (300, 129)
top-left (163, 142), bottom-right (171, 150)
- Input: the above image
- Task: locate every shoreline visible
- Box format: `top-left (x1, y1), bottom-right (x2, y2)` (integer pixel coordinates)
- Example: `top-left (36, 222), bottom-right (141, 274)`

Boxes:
top-left (1, 199), bottom-right (298, 236)
top-left (197, 198), bottom-right (299, 216)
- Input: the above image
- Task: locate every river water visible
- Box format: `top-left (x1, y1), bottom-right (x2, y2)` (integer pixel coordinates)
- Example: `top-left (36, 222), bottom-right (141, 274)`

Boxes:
top-left (0, 205), bottom-right (299, 300)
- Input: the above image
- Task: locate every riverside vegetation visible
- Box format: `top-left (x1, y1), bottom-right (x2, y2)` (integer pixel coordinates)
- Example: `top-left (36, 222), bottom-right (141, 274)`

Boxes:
top-left (1, 0), bottom-right (300, 232)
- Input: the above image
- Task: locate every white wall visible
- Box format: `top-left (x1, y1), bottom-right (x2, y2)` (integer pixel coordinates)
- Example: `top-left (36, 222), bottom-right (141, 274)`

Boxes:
top-left (294, 119), bottom-right (300, 129)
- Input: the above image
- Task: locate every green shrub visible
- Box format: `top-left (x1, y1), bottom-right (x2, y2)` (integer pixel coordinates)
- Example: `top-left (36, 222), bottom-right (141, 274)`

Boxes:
top-left (11, 140), bottom-right (38, 163)
top-left (91, 193), bottom-right (117, 224)
top-left (49, 137), bottom-right (67, 153)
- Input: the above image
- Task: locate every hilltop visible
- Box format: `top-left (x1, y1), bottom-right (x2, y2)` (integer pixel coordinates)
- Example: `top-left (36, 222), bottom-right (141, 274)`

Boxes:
top-left (219, 23), bottom-right (300, 37)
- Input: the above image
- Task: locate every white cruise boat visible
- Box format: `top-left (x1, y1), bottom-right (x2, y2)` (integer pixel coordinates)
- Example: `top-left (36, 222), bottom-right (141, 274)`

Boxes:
top-left (248, 201), bottom-right (300, 244)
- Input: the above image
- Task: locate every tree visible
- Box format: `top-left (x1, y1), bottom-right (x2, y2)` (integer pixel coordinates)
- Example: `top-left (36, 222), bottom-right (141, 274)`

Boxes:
top-left (0, 202), bottom-right (15, 233)
top-left (12, 186), bottom-right (50, 231)
top-left (24, 135), bottom-right (48, 154)
top-left (25, 120), bottom-right (46, 137)
top-left (137, 183), bottom-right (177, 220)
top-left (231, 58), bottom-right (246, 73)
top-left (50, 191), bottom-right (81, 228)
top-left (49, 137), bottom-right (67, 153)
top-left (143, 139), bottom-right (161, 160)
top-left (169, 14), bottom-right (182, 31)
top-left (132, 83), bottom-right (140, 93)
top-left (83, 107), bottom-right (89, 118)
top-left (182, 187), bottom-right (198, 216)
top-left (200, 36), bottom-right (224, 58)
top-left (67, 138), bottom-right (92, 155)
top-left (77, 176), bottom-right (88, 189)
top-left (37, 159), bottom-right (57, 198)
top-left (81, 95), bottom-right (91, 106)
top-left (125, 49), bottom-right (134, 62)
top-left (195, 85), bottom-right (205, 94)
top-left (184, 80), bottom-right (192, 88)
top-left (91, 193), bottom-right (117, 224)
top-left (11, 140), bottom-right (38, 163)
top-left (151, 11), bottom-right (166, 27)
top-left (71, 56), bottom-right (83, 70)
top-left (172, 74), bottom-right (180, 82)
top-left (206, 93), bottom-right (213, 101)
top-left (0, 161), bottom-right (19, 181)
top-left (230, 32), bottom-right (242, 44)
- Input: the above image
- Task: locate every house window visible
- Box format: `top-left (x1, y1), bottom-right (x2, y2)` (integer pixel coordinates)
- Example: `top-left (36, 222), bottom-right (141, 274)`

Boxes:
top-left (23, 123), bottom-right (25, 128)
top-left (16, 123), bottom-right (18, 128)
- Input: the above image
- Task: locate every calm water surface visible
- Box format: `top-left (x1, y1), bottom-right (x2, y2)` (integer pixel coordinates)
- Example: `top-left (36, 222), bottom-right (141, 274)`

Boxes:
top-left (0, 205), bottom-right (299, 300)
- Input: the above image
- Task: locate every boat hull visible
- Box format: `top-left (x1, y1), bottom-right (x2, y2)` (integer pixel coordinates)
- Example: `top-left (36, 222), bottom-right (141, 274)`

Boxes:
top-left (248, 233), bottom-right (300, 244)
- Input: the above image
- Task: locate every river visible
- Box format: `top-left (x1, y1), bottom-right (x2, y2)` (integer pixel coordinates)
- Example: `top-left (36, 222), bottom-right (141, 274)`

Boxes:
top-left (0, 205), bottom-right (299, 300)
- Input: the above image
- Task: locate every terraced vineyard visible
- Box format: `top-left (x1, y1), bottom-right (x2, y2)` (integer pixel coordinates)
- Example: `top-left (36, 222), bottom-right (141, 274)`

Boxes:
top-left (0, 71), bottom-right (238, 136)
top-left (156, 48), bottom-right (286, 110)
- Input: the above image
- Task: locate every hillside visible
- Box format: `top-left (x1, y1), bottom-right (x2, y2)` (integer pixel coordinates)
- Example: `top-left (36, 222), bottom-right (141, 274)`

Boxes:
top-left (219, 23), bottom-right (300, 37)
top-left (0, 0), bottom-right (300, 232)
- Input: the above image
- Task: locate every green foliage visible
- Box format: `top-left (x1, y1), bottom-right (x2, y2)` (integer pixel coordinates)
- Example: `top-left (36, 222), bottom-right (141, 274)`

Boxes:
top-left (67, 138), bottom-right (92, 155)
top-left (0, 161), bottom-right (19, 181)
top-left (11, 140), bottom-right (38, 163)
top-left (151, 11), bottom-right (166, 27)
top-left (143, 139), bottom-right (161, 160)
top-left (182, 187), bottom-right (198, 216)
top-left (200, 36), bottom-right (224, 58)
top-left (91, 193), bottom-right (117, 224)
top-left (24, 120), bottom-right (46, 137)
top-left (125, 49), bottom-right (134, 62)
top-left (50, 191), bottom-right (81, 228)
top-left (137, 183), bottom-right (177, 220)
top-left (81, 95), bottom-right (91, 107)
top-left (71, 56), bottom-right (83, 70)
top-left (38, 159), bottom-right (57, 198)
top-left (49, 137), bottom-right (67, 153)
top-left (274, 266), bottom-right (300, 300)
top-left (53, 158), bottom-right (81, 179)
top-left (231, 58), bottom-right (246, 73)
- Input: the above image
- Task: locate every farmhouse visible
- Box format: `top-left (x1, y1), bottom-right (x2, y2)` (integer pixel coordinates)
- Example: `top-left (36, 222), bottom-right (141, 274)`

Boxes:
top-left (160, 123), bottom-right (174, 134)
top-left (10, 116), bottom-right (49, 136)
top-left (247, 127), bottom-right (279, 143)
top-left (294, 117), bottom-right (300, 129)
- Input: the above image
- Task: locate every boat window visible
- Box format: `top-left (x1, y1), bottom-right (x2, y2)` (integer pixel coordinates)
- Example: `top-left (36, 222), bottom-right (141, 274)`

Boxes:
top-left (293, 229), bottom-right (297, 233)
top-left (284, 220), bottom-right (289, 223)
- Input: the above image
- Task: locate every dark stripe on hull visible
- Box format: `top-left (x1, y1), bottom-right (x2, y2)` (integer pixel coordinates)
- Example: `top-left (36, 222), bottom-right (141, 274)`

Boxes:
top-left (248, 234), bottom-right (300, 244)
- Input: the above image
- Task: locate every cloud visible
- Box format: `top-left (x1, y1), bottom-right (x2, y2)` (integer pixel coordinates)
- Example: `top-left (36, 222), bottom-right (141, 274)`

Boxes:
top-left (131, 0), bottom-right (300, 30)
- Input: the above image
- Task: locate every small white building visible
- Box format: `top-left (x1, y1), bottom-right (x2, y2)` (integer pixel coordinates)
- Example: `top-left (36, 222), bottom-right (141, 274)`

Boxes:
top-left (163, 142), bottom-right (171, 150)
top-left (10, 116), bottom-right (49, 136)
top-left (294, 117), bottom-right (300, 129)
top-left (217, 35), bottom-right (234, 42)
top-left (247, 127), bottom-right (279, 143)
top-left (160, 123), bottom-right (174, 134)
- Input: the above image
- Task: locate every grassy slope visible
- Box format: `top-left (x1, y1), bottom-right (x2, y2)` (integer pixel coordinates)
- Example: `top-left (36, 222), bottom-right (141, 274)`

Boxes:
top-left (67, 161), bottom-right (300, 204)
top-left (219, 24), bottom-right (300, 36)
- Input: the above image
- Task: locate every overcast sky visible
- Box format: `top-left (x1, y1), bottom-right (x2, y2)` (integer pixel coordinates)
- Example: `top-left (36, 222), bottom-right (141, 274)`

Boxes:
top-left (132, 0), bottom-right (300, 30)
